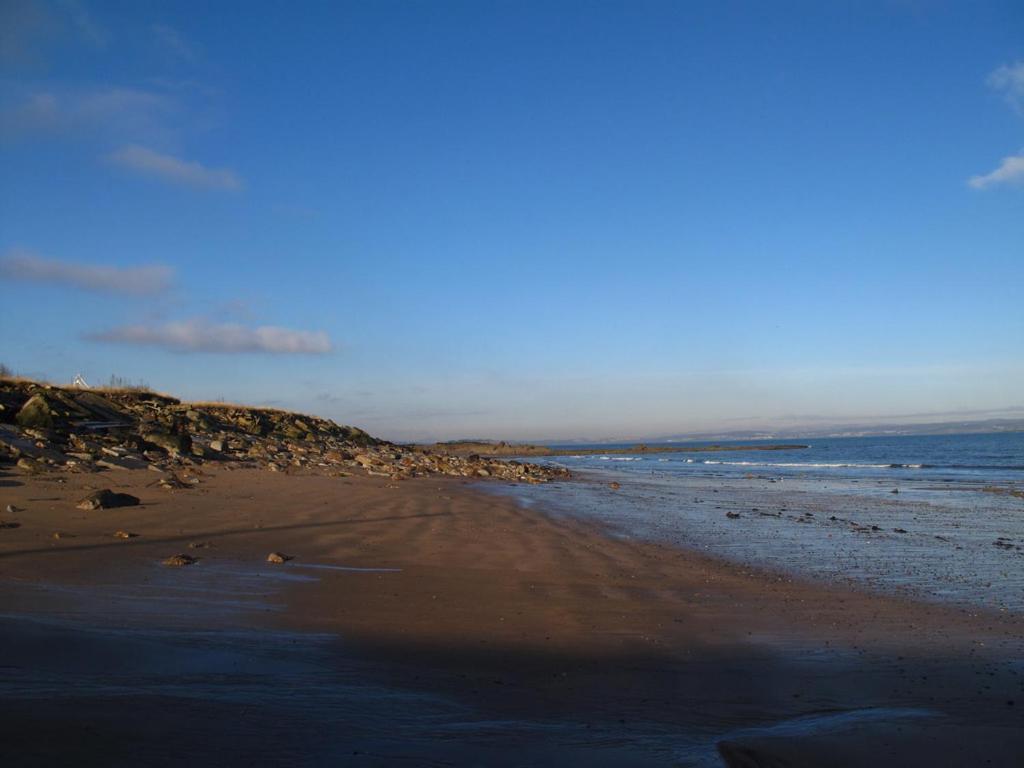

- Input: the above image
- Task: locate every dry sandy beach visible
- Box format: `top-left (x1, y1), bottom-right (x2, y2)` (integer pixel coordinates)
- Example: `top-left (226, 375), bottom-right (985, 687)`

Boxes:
top-left (1, 464), bottom-right (1023, 766)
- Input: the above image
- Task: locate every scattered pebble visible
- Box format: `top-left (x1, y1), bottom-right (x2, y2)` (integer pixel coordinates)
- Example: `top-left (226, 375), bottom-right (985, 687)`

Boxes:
top-left (266, 551), bottom-right (294, 564)
top-left (162, 554), bottom-right (198, 567)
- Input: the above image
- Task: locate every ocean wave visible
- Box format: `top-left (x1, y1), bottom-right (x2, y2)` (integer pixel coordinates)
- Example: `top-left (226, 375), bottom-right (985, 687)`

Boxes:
top-left (578, 456), bottom-right (1023, 471)
top-left (687, 460), bottom-right (1022, 471)
top-left (940, 463), bottom-right (1024, 471)
top-left (699, 460), bottom-right (920, 469)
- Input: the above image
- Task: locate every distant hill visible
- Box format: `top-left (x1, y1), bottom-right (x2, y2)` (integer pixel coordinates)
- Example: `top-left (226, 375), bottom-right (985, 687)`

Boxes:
top-left (650, 418), bottom-right (1024, 442)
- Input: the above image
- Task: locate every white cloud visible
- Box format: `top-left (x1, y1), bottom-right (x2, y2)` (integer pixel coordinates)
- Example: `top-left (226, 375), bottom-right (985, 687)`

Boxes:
top-left (87, 320), bottom-right (333, 355)
top-left (0, 86), bottom-right (175, 143)
top-left (0, 248), bottom-right (173, 296)
top-left (107, 144), bottom-right (243, 190)
top-left (967, 152), bottom-right (1024, 189)
top-left (988, 60), bottom-right (1024, 114)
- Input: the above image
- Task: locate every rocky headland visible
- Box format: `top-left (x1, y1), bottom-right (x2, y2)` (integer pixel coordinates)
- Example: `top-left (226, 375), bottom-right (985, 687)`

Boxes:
top-left (0, 378), bottom-right (568, 484)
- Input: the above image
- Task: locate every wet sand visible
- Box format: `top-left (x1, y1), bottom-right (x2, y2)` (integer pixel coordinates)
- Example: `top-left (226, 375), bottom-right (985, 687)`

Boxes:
top-left (1, 465), bottom-right (1022, 766)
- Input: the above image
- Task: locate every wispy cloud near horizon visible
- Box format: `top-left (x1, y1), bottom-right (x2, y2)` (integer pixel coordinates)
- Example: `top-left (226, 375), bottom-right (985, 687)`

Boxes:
top-left (86, 319), bottom-right (333, 355)
top-left (967, 151), bottom-right (1024, 189)
top-left (0, 248), bottom-right (174, 296)
top-left (107, 145), bottom-right (243, 190)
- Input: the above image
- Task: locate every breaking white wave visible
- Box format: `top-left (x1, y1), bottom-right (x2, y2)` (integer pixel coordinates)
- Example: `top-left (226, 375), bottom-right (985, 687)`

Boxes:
top-left (700, 460), bottom-right (923, 469)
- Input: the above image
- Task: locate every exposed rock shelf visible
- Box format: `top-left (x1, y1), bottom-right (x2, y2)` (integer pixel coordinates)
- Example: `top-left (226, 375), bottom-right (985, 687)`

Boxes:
top-left (0, 380), bottom-right (568, 484)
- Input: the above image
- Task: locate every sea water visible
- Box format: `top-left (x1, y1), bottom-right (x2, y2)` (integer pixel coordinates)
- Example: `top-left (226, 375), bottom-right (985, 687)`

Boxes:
top-left (500, 433), bottom-right (1024, 612)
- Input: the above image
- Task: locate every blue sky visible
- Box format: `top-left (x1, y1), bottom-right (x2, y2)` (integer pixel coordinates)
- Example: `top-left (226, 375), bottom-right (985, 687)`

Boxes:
top-left (1, 1), bottom-right (1022, 441)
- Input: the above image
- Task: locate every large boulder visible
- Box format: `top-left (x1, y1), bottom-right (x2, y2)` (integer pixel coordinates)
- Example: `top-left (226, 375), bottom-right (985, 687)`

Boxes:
top-left (183, 408), bottom-right (219, 432)
top-left (142, 430), bottom-right (193, 455)
top-left (16, 456), bottom-right (46, 473)
top-left (77, 489), bottom-right (140, 510)
top-left (339, 425), bottom-right (375, 446)
top-left (230, 411), bottom-right (270, 436)
top-left (279, 422), bottom-right (308, 440)
top-left (16, 395), bottom-right (55, 429)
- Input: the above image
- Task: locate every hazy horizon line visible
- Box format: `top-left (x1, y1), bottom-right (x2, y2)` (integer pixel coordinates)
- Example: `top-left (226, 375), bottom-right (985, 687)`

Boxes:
top-left (386, 412), bottom-right (1024, 445)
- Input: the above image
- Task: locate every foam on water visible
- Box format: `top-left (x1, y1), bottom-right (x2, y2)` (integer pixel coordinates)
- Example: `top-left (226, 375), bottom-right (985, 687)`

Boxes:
top-left (549, 433), bottom-right (1024, 483)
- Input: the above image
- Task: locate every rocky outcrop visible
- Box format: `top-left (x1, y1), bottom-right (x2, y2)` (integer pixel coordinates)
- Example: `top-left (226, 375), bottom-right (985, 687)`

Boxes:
top-left (141, 430), bottom-right (192, 456)
top-left (0, 379), bottom-right (569, 484)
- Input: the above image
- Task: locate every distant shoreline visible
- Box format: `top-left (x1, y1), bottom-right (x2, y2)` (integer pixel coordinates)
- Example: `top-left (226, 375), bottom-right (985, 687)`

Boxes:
top-left (418, 441), bottom-right (809, 457)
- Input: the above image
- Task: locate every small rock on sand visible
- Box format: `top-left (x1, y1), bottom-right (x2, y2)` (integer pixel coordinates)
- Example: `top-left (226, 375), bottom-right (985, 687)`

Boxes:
top-left (77, 489), bottom-right (140, 510)
top-left (5, 504), bottom-right (22, 514)
top-left (52, 531), bottom-right (73, 539)
top-left (266, 552), bottom-right (293, 564)
top-left (16, 457), bottom-right (45, 473)
top-left (162, 554), bottom-right (197, 567)
top-left (725, 511), bottom-right (742, 519)
top-left (113, 530), bottom-right (137, 539)
top-left (608, 482), bottom-right (621, 490)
